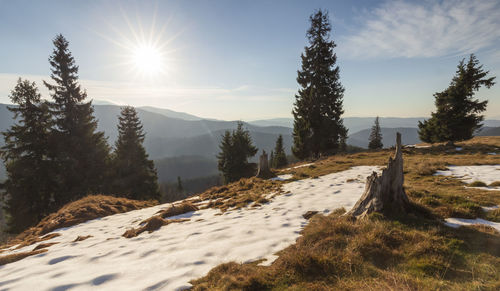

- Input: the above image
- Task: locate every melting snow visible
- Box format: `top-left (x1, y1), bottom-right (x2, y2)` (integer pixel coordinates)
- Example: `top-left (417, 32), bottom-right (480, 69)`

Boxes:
top-left (284, 163), bottom-right (315, 171)
top-left (445, 218), bottom-right (500, 232)
top-left (0, 166), bottom-right (379, 291)
top-left (435, 165), bottom-right (500, 186)
top-left (270, 174), bottom-right (293, 181)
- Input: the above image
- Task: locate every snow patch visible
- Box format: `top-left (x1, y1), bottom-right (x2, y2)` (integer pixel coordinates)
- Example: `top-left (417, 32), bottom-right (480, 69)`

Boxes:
top-left (445, 218), bottom-right (500, 232)
top-left (434, 165), bottom-right (500, 186)
top-left (284, 163), bottom-right (315, 170)
top-left (482, 205), bottom-right (499, 212)
top-left (0, 166), bottom-right (380, 291)
top-left (271, 174), bottom-right (293, 181)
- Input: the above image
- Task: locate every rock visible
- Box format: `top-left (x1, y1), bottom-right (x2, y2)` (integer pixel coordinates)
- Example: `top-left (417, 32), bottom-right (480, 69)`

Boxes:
top-left (347, 132), bottom-right (410, 218)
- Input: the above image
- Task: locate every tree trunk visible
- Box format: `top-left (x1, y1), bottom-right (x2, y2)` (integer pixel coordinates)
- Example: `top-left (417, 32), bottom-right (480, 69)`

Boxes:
top-left (256, 150), bottom-right (275, 179)
top-left (347, 132), bottom-right (410, 218)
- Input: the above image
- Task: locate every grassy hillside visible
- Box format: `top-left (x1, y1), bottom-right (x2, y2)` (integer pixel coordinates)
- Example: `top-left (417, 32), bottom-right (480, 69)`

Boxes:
top-left (191, 136), bottom-right (500, 290)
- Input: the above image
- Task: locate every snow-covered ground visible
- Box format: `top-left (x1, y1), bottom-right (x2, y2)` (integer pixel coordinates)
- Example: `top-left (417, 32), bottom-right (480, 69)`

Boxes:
top-left (283, 162), bottom-right (315, 171)
top-left (0, 166), bottom-right (379, 291)
top-left (435, 165), bottom-right (500, 187)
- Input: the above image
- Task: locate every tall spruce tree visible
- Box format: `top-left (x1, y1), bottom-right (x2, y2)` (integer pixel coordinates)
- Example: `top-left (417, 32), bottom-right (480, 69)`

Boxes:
top-left (44, 34), bottom-right (110, 205)
top-left (418, 54), bottom-right (495, 143)
top-left (368, 116), bottom-right (383, 150)
top-left (273, 135), bottom-right (288, 168)
top-left (111, 106), bottom-right (160, 200)
top-left (0, 79), bottom-right (57, 232)
top-left (217, 122), bottom-right (258, 183)
top-left (292, 9), bottom-right (347, 159)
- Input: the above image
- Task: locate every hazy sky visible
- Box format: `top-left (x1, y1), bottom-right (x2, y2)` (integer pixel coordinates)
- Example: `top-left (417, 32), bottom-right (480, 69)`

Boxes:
top-left (1, 0), bottom-right (499, 120)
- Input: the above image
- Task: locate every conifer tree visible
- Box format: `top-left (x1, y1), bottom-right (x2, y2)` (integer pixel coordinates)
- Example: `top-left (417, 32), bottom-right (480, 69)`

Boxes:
top-left (44, 34), bottom-right (110, 205)
top-left (0, 79), bottom-right (57, 232)
top-left (217, 122), bottom-right (258, 183)
top-left (269, 151), bottom-right (275, 168)
top-left (111, 106), bottom-right (160, 200)
top-left (292, 9), bottom-right (347, 159)
top-left (273, 135), bottom-right (288, 168)
top-left (418, 54), bottom-right (495, 143)
top-left (368, 116), bottom-right (383, 150)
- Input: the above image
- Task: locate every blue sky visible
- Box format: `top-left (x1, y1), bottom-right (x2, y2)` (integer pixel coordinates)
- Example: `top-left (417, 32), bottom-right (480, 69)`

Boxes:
top-left (1, 0), bottom-right (499, 120)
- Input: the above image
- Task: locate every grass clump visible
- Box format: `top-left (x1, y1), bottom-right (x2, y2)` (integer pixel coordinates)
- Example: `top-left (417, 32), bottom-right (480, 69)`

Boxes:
top-left (122, 216), bottom-right (189, 238)
top-left (469, 181), bottom-right (488, 187)
top-left (489, 181), bottom-right (500, 187)
top-left (158, 202), bottom-right (198, 219)
top-left (0, 249), bottom-right (48, 266)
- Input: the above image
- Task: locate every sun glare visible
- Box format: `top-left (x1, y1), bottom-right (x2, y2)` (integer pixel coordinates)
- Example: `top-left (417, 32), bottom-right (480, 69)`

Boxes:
top-left (132, 44), bottom-right (163, 75)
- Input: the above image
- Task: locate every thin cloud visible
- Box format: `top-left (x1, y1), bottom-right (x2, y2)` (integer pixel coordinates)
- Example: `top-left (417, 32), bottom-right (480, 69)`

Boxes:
top-left (340, 0), bottom-right (500, 59)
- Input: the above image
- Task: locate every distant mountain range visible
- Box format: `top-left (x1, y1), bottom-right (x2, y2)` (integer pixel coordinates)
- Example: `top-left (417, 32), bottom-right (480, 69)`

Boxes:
top-left (1, 102), bottom-right (500, 183)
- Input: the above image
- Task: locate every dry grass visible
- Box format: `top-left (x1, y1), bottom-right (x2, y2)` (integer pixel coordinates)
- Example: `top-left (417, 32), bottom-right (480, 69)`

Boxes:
top-left (0, 195), bottom-right (156, 250)
top-left (122, 216), bottom-right (189, 238)
top-left (157, 202), bottom-right (198, 219)
top-left (469, 181), bottom-right (488, 187)
top-left (73, 235), bottom-right (92, 242)
top-left (32, 242), bottom-right (59, 251)
top-left (489, 181), bottom-right (500, 187)
top-left (198, 177), bottom-right (283, 212)
top-left (0, 249), bottom-right (48, 266)
top-left (191, 210), bottom-right (500, 290)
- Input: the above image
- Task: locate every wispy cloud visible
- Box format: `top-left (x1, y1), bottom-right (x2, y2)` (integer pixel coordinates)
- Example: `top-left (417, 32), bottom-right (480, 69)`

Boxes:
top-left (340, 0), bottom-right (500, 59)
top-left (0, 73), bottom-right (293, 106)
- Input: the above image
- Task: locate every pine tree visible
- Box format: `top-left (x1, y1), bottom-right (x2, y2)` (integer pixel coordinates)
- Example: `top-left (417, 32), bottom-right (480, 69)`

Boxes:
top-left (111, 106), bottom-right (160, 200)
top-left (269, 151), bottom-right (275, 168)
top-left (273, 135), bottom-right (288, 168)
top-left (368, 117), bottom-right (383, 150)
top-left (418, 54), bottom-right (496, 143)
top-left (217, 122), bottom-right (258, 183)
top-left (44, 34), bottom-right (110, 205)
top-left (0, 79), bottom-right (57, 232)
top-left (292, 9), bottom-right (347, 159)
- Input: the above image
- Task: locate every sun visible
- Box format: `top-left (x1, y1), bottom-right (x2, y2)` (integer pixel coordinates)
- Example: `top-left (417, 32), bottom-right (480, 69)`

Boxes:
top-left (132, 44), bottom-right (164, 75)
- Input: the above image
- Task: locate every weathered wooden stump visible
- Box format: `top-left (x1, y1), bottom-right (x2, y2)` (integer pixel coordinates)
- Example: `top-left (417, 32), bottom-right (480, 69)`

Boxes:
top-left (347, 132), bottom-right (410, 218)
top-left (256, 150), bottom-right (275, 179)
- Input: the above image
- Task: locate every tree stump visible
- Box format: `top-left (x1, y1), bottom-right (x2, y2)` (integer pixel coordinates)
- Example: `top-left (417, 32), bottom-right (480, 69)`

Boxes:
top-left (347, 132), bottom-right (410, 218)
top-left (256, 150), bottom-right (275, 179)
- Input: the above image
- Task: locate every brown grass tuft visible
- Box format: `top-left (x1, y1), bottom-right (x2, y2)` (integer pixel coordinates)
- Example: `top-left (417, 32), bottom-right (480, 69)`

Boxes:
top-left (0, 249), bottom-right (48, 266)
top-left (469, 181), bottom-right (487, 187)
top-left (32, 242), bottom-right (59, 251)
top-left (158, 202), bottom-right (198, 219)
top-left (122, 216), bottom-right (189, 238)
top-left (489, 181), bottom-right (500, 187)
top-left (73, 235), bottom-right (93, 242)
